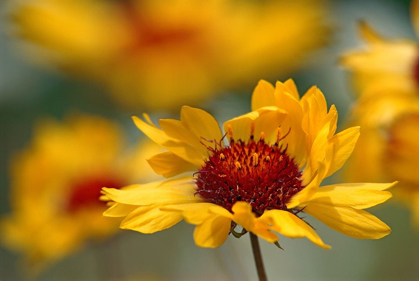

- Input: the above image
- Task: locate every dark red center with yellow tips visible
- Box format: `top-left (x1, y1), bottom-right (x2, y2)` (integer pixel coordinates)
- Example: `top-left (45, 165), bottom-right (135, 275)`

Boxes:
top-left (66, 176), bottom-right (123, 213)
top-left (196, 126), bottom-right (304, 216)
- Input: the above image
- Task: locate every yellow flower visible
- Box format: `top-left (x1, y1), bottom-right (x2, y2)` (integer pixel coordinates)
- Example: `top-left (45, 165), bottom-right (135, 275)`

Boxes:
top-left (342, 80), bottom-right (419, 226)
top-left (0, 114), bottom-right (161, 271)
top-left (102, 80), bottom-right (394, 249)
top-left (11, 0), bottom-right (330, 110)
top-left (341, 0), bottom-right (419, 94)
top-left (341, 1), bottom-right (419, 227)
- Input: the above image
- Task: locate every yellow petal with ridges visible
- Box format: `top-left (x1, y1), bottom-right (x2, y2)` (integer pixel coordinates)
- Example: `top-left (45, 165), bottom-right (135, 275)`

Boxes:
top-left (133, 115), bottom-right (205, 167)
top-left (147, 151), bottom-right (198, 178)
top-left (120, 206), bottom-right (183, 234)
top-left (261, 210), bottom-right (330, 249)
top-left (251, 80), bottom-right (276, 110)
top-left (304, 203), bottom-right (391, 239)
top-left (325, 126), bottom-right (360, 177)
top-left (103, 203), bottom-right (137, 218)
top-left (180, 106), bottom-right (223, 147)
top-left (287, 162), bottom-right (325, 209)
top-left (306, 182), bottom-right (395, 209)
top-left (272, 85), bottom-right (306, 164)
top-left (193, 215), bottom-right (231, 248)
top-left (224, 107), bottom-right (287, 143)
top-left (162, 202), bottom-right (223, 224)
top-left (102, 178), bottom-right (200, 206)
top-left (231, 202), bottom-right (278, 243)
top-left (159, 119), bottom-right (202, 149)
top-left (283, 79), bottom-right (299, 100)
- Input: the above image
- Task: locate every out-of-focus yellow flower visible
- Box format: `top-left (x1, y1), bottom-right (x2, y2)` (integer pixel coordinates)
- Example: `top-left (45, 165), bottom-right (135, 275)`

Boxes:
top-left (0, 114), bottom-right (161, 271)
top-left (341, 0), bottom-right (419, 94)
top-left (11, 0), bottom-right (330, 110)
top-left (341, 0), bottom-right (419, 227)
top-left (101, 80), bottom-right (394, 249)
top-left (343, 86), bottom-right (419, 226)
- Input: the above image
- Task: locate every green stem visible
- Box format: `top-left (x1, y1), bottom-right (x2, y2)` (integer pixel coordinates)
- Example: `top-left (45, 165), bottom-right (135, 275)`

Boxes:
top-left (250, 232), bottom-right (268, 281)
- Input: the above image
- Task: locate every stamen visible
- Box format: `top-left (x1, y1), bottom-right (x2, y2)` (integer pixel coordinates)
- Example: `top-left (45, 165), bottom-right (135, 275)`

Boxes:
top-left (220, 153), bottom-right (226, 161)
top-left (260, 131), bottom-right (265, 141)
top-left (250, 122), bottom-right (255, 140)
top-left (235, 161), bottom-right (242, 170)
top-left (252, 153), bottom-right (259, 167)
top-left (276, 127), bottom-right (282, 144)
top-left (265, 156), bottom-right (270, 162)
top-left (227, 125), bottom-right (234, 142)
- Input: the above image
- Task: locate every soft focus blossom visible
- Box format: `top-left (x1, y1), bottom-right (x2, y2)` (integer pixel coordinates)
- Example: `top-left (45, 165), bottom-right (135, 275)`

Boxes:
top-left (341, 0), bottom-right (419, 227)
top-left (11, 0), bottom-right (330, 110)
top-left (102, 80), bottom-right (394, 249)
top-left (340, 0), bottom-right (419, 94)
top-left (0, 114), bottom-right (161, 271)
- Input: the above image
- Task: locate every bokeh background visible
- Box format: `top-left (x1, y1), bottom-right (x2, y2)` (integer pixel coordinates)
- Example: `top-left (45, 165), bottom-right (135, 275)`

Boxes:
top-left (0, 0), bottom-right (418, 280)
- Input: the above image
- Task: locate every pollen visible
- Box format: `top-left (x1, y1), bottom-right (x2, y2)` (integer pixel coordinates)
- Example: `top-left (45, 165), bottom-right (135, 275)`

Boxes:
top-left (196, 127), bottom-right (303, 215)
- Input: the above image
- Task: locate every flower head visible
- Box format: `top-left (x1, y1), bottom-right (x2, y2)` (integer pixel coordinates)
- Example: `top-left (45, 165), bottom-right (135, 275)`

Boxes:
top-left (341, 0), bottom-right (419, 228)
top-left (11, 0), bottom-right (330, 110)
top-left (341, 0), bottom-right (419, 94)
top-left (0, 114), bottom-right (161, 271)
top-left (102, 80), bottom-right (394, 248)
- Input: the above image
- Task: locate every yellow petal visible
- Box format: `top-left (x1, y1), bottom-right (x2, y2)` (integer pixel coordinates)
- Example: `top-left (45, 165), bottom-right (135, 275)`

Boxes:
top-left (223, 107), bottom-right (287, 143)
top-left (180, 106), bottom-right (223, 145)
top-left (231, 202), bottom-right (278, 243)
top-left (251, 80), bottom-right (276, 110)
top-left (306, 182), bottom-right (395, 209)
top-left (162, 202), bottom-right (227, 224)
top-left (283, 79), bottom-right (300, 100)
top-left (159, 119), bottom-right (202, 149)
top-left (304, 203), bottom-right (391, 239)
top-left (193, 215), bottom-right (231, 248)
top-left (261, 210), bottom-right (330, 249)
top-left (103, 203), bottom-right (137, 217)
top-left (358, 20), bottom-right (384, 44)
top-left (133, 115), bottom-right (204, 167)
top-left (325, 126), bottom-right (360, 177)
top-left (272, 85), bottom-right (306, 164)
top-left (147, 151), bottom-right (197, 178)
top-left (102, 178), bottom-right (201, 206)
top-left (287, 164), bottom-right (324, 209)
top-left (120, 205), bottom-right (183, 234)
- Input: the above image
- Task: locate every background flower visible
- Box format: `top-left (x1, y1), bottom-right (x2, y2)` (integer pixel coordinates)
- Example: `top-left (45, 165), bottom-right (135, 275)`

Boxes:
top-left (342, 0), bottom-right (419, 228)
top-left (9, 0), bottom-right (330, 110)
top-left (0, 114), bottom-right (161, 272)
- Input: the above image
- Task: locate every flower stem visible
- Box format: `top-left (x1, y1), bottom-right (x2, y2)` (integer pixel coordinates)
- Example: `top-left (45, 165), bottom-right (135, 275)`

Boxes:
top-left (250, 232), bottom-right (268, 281)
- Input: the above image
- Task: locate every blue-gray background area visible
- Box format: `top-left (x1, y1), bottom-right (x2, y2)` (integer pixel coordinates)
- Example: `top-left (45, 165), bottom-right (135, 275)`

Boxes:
top-left (0, 0), bottom-right (417, 280)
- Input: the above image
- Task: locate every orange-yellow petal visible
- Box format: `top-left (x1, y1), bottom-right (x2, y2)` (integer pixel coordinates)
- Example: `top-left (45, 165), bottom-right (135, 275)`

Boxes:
top-left (304, 204), bottom-right (391, 239)
top-left (231, 202), bottom-right (277, 243)
top-left (325, 126), bottom-right (360, 177)
top-left (261, 210), bottom-right (330, 249)
top-left (193, 215), bottom-right (231, 248)
top-left (305, 182), bottom-right (395, 209)
top-left (251, 80), bottom-right (276, 110)
top-left (120, 205), bottom-right (183, 234)
top-left (102, 178), bottom-right (200, 206)
top-left (147, 151), bottom-right (197, 178)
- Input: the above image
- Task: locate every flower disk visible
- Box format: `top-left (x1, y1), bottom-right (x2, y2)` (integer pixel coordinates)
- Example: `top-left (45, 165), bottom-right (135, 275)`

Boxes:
top-left (196, 138), bottom-right (303, 216)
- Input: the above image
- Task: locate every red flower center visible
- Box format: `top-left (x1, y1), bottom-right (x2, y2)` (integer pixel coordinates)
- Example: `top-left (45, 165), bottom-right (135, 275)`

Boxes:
top-left (66, 176), bottom-right (123, 213)
top-left (196, 126), bottom-right (304, 216)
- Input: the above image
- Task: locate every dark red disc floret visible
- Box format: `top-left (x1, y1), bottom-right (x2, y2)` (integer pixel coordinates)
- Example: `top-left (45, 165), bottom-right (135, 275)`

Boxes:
top-left (195, 138), bottom-right (304, 216)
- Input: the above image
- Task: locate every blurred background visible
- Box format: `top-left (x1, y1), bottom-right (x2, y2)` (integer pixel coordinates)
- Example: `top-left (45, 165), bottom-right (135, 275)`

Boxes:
top-left (0, 0), bottom-right (418, 280)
